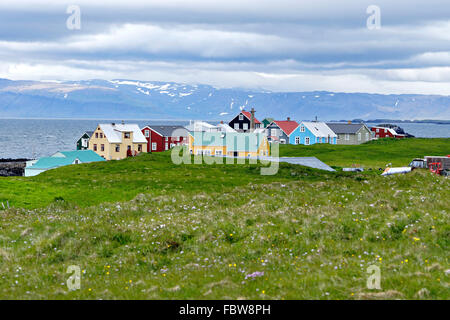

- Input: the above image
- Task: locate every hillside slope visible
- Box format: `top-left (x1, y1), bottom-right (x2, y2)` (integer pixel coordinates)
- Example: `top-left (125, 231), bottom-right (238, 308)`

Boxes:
top-left (0, 149), bottom-right (448, 299)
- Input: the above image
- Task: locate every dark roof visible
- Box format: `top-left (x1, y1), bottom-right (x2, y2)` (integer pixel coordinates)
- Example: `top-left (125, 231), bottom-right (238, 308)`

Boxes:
top-left (145, 125), bottom-right (188, 137)
top-left (326, 123), bottom-right (367, 134)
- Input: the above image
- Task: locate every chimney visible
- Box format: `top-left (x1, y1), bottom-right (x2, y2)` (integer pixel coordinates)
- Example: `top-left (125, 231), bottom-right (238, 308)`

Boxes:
top-left (250, 108), bottom-right (256, 130)
top-left (287, 117), bottom-right (291, 121)
top-left (122, 120), bottom-right (125, 125)
top-left (220, 120), bottom-right (224, 124)
top-left (315, 116), bottom-right (318, 122)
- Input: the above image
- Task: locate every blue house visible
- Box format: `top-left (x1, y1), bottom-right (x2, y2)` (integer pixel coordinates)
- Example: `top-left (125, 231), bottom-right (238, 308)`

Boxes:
top-left (24, 150), bottom-right (105, 177)
top-left (289, 121), bottom-right (337, 145)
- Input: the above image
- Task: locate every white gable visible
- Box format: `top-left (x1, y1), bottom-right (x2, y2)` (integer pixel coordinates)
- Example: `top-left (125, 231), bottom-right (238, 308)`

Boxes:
top-left (302, 122), bottom-right (337, 138)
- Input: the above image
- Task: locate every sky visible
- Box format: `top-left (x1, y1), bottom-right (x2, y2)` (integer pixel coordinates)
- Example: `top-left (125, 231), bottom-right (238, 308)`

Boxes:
top-left (1, 0), bottom-right (450, 94)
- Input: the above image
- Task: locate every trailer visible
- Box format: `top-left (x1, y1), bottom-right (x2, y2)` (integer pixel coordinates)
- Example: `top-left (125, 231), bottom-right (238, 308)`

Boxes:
top-left (425, 156), bottom-right (450, 176)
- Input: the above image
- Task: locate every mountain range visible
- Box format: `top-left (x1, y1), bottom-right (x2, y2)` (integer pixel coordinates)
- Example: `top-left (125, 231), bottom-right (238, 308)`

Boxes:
top-left (0, 78), bottom-right (449, 121)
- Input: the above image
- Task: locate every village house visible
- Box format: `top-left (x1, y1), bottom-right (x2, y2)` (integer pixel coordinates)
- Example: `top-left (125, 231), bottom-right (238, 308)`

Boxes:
top-left (261, 118), bottom-right (274, 128)
top-left (89, 123), bottom-right (147, 160)
top-left (290, 121), bottom-right (337, 145)
top-left (228, 108), bottom-right (262, 132)
top-left (265, 118), bottom-right (300, 144)
top-left (189, 131), bottom-right (270, 157)
top-left (371, 126), bottom-right (406, 139)
top-left (141, 125), bottom-right (189, 152)
top-left (76, 131), bottom-right (94, 150)
top-left (24, 150), bottom-right (105, 177)
top-left (326, 122), bottom-right (372, 145)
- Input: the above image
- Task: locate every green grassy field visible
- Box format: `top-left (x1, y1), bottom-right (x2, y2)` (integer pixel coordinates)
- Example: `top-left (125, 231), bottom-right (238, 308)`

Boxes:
top-left (279, 138), bottom-right (450, 168)
top-left (0, 138), bottom-right (449, 299)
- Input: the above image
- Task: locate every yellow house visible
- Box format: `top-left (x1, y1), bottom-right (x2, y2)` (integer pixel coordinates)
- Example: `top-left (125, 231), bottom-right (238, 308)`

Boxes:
top-left (189, 132), bottom-right (270, 157)
top-left (89, 123), bottom-right (147, 160)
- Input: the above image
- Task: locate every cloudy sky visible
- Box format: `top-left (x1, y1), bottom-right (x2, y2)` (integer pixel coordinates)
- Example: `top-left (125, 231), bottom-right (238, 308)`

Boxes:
top-left (1, 0), bottom-right (450, 94)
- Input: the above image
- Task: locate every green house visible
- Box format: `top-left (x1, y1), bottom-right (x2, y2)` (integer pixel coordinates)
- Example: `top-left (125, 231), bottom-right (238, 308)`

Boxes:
top-left (262, 118), bottom-right (274, 128)
top-left (76, 131), bottom-right (94, 150)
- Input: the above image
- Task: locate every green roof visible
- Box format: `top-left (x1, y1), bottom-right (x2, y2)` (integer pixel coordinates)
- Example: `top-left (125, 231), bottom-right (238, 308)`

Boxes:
top-left (191, 132), bottom-right (265, 152)
top-left (29, 150), bottom-right (105, 170)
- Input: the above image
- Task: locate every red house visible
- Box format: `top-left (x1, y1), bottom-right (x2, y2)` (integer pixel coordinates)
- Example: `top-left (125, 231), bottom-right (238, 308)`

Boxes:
top-left (141, 125), bottom-right (189, 152)
top-left (371, 126), bottom-right (406, 139)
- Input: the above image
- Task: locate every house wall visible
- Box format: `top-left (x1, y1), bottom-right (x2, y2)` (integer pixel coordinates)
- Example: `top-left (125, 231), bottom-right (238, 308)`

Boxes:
top-left (266, 123), bottom-right (289, 143)
top-left (290, 124), bottom-right (318, 145)
top-left (229, 114), bottom-right (252, 132)
top-left (77, 133), bottom-right (90, 150)
top-left (190, 135), bottom-right (269, 157)
top-left (336, 126), bottom-right (372, 145)
top-left (89, 126), bottom-right (112, 159)
top-left (89, 126), bottom-right (146, 160)
top-left (24, 168), bottom-right (47, 177)
top-left (143, 127), bottom-right (186, 153)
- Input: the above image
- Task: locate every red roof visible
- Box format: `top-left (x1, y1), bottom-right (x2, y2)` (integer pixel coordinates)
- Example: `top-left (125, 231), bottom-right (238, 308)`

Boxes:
top-left (273, 120), bottom-right (299, 136)
top-left (241, 111), bottom-right (261, 124)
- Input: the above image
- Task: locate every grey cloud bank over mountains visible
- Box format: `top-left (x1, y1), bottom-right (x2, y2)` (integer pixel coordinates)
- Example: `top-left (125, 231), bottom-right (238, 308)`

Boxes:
top-left (1, 0), bottom-right (450, 95)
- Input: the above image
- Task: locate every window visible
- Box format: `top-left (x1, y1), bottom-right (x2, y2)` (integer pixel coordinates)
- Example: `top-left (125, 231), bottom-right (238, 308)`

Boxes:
top-left (239, 114), bottom-right (244, 120)
top-left (95, 133), bottom-right (98, 138)
top-left (101, 144), bottom-right (105, 151)
top-left (82, 138), bottom-right (88, 148)
top-left (74, 159), bottom-right (80, 164)
top-left (376, 128), bottom-right (379, 133)
top-left (170, 143), bottom-right (175, 148)
top-left (305, 137), bottom-right (310, 145)
top-left (215, 150), bottom-right (223, 156)
top-left (300, 126), bottom-right (305, 132)
top-left (295, 137), bottom-right (300, 144)
top-left (384, 129), bottom-right (387, 133)
top-left (317, 137), bottom-right (320, 143)
top-left (152, 142), bottom-right (157, 151)
top-left (100, 133), bottom-right (103, 138)
top-left (234, 123), bottom-right (239, 130)
top-left (365, 133), bottom-right (369, 140)
top-left (115, 145), bottom-right (120, 152)
top-left (165, 143), bottom-right (168, 150)
top-left (93, 144), bottom-right (97, 151)
top-left (243, 123), bottom-right (248, 130)
top-left (345, 134), bottom-right (350, 140)
top-left (124, 132), bottom-right (131, 139)
top-left (358, 133), bottom-right (362, 141)
top-left (204, 149), bottom-right (211, 156)
top-left (138, 144), bottom-right (142, 152)
top-left (144, 130), bottom-right (149, 137)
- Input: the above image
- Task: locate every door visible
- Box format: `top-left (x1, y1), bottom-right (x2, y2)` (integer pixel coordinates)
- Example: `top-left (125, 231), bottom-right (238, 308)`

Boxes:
top-left (305, 137), bottom-right (310, 145)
